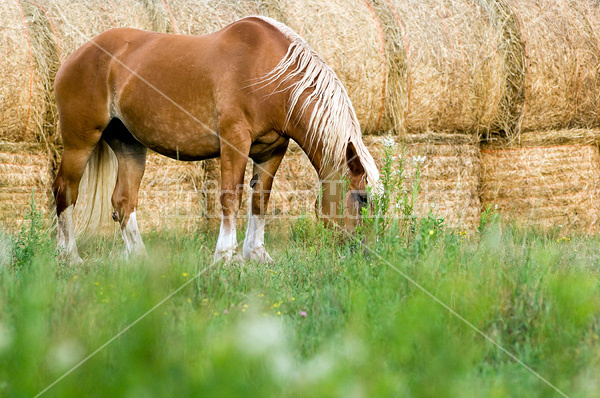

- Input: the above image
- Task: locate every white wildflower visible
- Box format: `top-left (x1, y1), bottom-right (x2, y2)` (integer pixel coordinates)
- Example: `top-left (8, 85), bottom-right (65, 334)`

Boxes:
top-left (382, 135), bottom-right (396, 149)
top-left (47, 338), bottom-right (85, 372)
top-left (0, 322), bottom-right (13, 353)
top-left (412, 155), bottom-right (426, 165)
top-left (237, 316), bottom-right (285, 356)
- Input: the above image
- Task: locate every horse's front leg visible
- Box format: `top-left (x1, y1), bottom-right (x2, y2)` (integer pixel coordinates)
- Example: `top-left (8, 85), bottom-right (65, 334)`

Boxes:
top-left (214, 130), bottom-right (251, 263)
top-left (243, 143), bottom-right (288, 263)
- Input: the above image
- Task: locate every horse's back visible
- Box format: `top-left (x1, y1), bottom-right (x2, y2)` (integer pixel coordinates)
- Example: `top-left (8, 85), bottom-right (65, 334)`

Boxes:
top-left (54, 18), bottom-right (293, 159)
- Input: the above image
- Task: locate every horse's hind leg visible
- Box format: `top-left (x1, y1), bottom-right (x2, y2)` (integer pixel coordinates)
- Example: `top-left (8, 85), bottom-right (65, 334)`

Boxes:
top-left (103, 120), bottom-right (148, 259)
top-left (53, 132), bottom-right (104, 265)
top-left (243, 143), bottom-right (288, 263)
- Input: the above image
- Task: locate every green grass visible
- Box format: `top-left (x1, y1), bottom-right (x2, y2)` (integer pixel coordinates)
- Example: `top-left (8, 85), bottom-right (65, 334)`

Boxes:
top-left (1, 211), bottom-right (600, 398)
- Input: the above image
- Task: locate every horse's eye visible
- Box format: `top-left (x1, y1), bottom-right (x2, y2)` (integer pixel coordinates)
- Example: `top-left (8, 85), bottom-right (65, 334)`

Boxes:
top-left (352, 192), bottom-right (368, 206)
top-left (359, 193), bottom-right (368, 206)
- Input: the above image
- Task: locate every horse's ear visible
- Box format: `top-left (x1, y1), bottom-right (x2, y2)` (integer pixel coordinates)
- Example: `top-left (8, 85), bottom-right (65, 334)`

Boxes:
top-left (346, 141), bottom-right (365, 177)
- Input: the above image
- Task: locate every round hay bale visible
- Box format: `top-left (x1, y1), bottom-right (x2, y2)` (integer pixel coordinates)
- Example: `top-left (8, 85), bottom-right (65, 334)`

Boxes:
top-left (374, 0), bottom-right (513, 136)
top-left (0, 142), bottom-right (51, 229)
top-left (511, 0), bottom-right (600, 132)
top-left (481, 131), bottom-right (600, 232)
top-left (364, 134), bottom-right (482, 230)
top-left (0, 0), bottom-right (46, 143)
top-left (155, 0), bottom-right (282, 35)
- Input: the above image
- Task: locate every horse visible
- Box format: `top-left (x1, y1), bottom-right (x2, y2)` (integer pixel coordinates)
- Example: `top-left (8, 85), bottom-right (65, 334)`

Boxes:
top-left (52, 16), bottom-right (380, 265)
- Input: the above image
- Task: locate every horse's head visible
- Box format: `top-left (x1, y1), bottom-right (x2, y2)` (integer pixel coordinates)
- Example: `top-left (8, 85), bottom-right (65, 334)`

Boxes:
top-left (342, 141), bottom-right (369, 233)
top-left (316, 141), bottom-right (372, 234)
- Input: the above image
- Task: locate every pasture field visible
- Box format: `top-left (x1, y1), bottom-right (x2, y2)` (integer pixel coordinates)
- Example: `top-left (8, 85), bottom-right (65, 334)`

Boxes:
top-left (1, 202), bottom-right (600, 398)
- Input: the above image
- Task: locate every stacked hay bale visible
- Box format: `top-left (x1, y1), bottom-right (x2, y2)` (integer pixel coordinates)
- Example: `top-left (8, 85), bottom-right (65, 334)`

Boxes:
top-left (0, 1), bottom-right (46, 143)
top-left (0, 142), bottom-right (51, 227)
top-left (481, 131), bottom-right (600, 232)
top-left (480, 0), bottom-right (600, 232)
top-left (364, 134), bottom-right (481, 229)
top-left (0, 1), bottom-right (50, 229)
top-left (265, 142), bottom-right (319, 218)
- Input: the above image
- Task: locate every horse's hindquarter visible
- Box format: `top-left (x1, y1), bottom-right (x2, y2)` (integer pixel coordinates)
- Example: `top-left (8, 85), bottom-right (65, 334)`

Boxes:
top-left (111, 32), bottom-right (220, 160)
top-left (110, 20), bottom-right (291, 161)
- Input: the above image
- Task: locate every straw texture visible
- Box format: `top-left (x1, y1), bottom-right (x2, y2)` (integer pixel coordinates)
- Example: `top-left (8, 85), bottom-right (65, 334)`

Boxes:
top-left (481, 132), bottom-right (600, 232)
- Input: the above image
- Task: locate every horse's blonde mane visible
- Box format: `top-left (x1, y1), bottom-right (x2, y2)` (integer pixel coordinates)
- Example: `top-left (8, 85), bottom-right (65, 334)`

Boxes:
top-left (254, 16), bottom-right (380, 188)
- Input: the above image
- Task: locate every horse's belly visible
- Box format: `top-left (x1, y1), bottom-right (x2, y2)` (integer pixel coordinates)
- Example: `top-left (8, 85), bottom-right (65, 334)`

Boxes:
top-left (119, 99), bottom-right (221, 161)
top-left (120, 117), bottom-right (220, 161)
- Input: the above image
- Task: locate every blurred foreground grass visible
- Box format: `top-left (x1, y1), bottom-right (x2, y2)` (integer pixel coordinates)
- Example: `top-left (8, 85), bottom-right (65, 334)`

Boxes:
top-left (1, 210), bottom-right (600, 398)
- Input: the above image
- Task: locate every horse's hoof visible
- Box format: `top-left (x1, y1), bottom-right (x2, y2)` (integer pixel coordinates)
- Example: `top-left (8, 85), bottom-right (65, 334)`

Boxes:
top-left (243, 247), bottom-right (274, 264)
top-left (214, 249), bottom-right (242, 264)
top-left (68, 254), bottom-right (84, 267)
top-left (69, 255), bottom-right (83, 267)
top-left (124, 246), bottom-right (148, 262)
top-left (58, 248), bottom-right (84, 267)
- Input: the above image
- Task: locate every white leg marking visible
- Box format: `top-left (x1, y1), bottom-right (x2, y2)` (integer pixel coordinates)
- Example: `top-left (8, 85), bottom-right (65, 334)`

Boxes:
top-left (57, 205), bottom-right (83, 265)
top-left (121, 210), bottom-right (147, 258)
top-left (214, 216), bottom-right (239, 262)
top-left (243, 213), bottom-right (273, 263)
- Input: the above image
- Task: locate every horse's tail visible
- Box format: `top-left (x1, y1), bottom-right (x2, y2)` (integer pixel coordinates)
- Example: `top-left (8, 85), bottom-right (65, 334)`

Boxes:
top-left (73, 140), bottom-right (118, 237)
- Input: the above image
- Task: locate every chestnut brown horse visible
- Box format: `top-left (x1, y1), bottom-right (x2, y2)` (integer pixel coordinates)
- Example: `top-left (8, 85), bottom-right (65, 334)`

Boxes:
top-left (52, 16), bottom-right (380, 265)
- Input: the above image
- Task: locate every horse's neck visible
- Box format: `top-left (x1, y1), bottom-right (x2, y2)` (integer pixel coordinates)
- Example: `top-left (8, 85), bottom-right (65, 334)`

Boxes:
top-left (284, 124), bottom-right (343, 219)
top-left (286, 120), bottom-right (337, 180)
